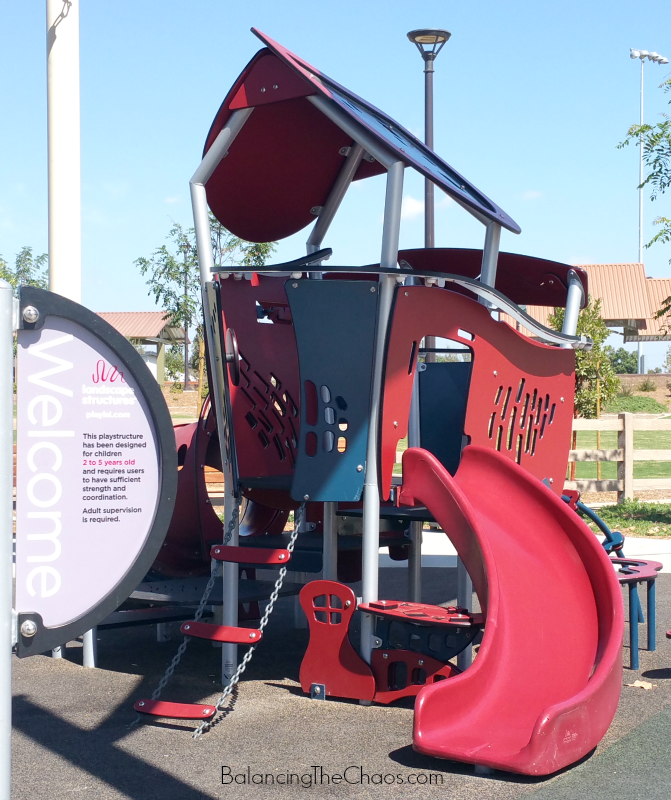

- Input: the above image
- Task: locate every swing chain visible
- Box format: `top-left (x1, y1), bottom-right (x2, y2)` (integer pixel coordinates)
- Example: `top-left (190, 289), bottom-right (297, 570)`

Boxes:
top-left (192, 503), bottom-right (305, 739)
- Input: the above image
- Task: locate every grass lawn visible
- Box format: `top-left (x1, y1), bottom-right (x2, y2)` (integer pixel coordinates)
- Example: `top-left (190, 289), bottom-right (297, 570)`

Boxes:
top-left (580, 500), bottom-right (671, 538)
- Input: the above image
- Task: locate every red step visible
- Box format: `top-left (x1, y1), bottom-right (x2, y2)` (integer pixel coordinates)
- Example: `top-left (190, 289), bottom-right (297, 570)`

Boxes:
top-left (210, 544), bottom-right (291, 565)
top-left (134, 699), bottom-right (216, 719)
top-left (180, 621), bottom-right (262, 644)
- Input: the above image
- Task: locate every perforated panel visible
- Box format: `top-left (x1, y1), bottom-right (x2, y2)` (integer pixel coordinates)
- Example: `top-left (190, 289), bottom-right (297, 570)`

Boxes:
top-left (287, 279), bottom-right (378, 502)
top-left (381, 286), bottom-right (575, 498)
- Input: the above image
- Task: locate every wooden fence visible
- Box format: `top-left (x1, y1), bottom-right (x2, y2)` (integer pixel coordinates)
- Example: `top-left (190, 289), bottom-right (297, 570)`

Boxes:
top-left (564, 412), bottom-right (671, 501)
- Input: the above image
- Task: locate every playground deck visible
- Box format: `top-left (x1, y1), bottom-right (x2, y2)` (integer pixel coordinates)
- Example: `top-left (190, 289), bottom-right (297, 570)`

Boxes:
top-left (11, 569), bottom-right (671, 800)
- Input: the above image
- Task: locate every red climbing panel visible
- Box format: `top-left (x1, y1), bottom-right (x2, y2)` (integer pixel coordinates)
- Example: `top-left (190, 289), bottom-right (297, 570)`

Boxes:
top-left (298, 580), bottom-right (375, 701)
top-left (400, 446), bottom-right (623, 776)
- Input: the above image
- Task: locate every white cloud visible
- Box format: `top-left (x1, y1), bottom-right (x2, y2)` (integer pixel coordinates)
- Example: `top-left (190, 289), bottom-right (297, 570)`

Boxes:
top-left (401, 195), bottom-right (424, 220)
top-left (522, 190), bottom-right (543, 201)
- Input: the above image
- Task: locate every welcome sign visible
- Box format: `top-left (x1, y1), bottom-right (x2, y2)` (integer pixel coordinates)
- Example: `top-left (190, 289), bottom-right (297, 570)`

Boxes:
top-left (15, 288), bottom-right (177, 656)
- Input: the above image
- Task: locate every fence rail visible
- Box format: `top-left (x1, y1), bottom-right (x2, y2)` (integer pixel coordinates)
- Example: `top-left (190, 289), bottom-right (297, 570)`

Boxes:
top-left (564, 412), bottom-right (671, 501)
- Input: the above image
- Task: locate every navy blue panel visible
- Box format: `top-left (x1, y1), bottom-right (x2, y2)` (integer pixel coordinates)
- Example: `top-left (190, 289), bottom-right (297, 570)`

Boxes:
top-left (419, 361), bottom-right (472, 476)
top-left (287, 279), bottom-right (378, 501)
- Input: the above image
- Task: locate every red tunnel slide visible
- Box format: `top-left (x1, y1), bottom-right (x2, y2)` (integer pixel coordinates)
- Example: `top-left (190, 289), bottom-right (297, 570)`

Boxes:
top-left (400, 446), bottom-right (624, 776)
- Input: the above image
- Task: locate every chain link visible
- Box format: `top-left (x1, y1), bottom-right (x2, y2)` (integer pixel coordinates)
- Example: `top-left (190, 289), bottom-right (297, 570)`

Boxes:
top-left (192, 503), bottom-right (305, 739)
top-left (129, 503), bottom-right (240, 728)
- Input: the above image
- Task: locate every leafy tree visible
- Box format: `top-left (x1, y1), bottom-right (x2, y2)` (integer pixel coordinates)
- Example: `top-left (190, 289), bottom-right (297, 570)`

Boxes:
top-left (663, 345), bottom-right (671, 373)
top-left (603, 345), bottom-right (639, 374)
top-left (620, 77), bottom-right (671, 326)
top-left (548, 297), bottom-right (619, 418)
top-left (0, 246), bottom-right (48, 293)
top-left (136, 214), bottom-right (276, 388)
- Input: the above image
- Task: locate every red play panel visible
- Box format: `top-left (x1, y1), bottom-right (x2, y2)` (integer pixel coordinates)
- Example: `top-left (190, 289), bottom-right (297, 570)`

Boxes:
top-left (298, 580), bottom-right (375, 701)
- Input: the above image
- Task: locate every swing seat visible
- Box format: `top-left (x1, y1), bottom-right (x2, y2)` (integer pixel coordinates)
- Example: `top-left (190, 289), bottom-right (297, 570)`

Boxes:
top-left (134, 700), bottom-right (217, 719)
top-left (180, 621), bottom-right (263, 644)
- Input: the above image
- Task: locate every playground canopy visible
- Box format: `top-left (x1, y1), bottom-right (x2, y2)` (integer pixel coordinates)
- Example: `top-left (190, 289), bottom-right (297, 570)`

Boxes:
top-left (203, 28), bottom-right (521, 244)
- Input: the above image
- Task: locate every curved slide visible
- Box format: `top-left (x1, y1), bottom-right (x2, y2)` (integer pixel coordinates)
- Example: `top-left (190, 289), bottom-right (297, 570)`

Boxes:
top-left (399, 446), bottom-right (623, 776)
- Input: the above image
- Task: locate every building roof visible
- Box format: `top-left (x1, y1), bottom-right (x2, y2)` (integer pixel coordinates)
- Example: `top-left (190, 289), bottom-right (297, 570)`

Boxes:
top-left (629, 277), bottom-right (671, 341)
top-left (502, 263), bottom-right (671, 343)
top-left (96, 312), bottom-right (185, 343)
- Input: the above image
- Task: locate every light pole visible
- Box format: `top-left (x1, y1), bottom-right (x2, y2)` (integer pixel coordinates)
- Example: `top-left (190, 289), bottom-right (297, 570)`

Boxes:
top-left (407, 28), bottom-right (451, 364)
top-left (629, 48), bottom-right (668, 373)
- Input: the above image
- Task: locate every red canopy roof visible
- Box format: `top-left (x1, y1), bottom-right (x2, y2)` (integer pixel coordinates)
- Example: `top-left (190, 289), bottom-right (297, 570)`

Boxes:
top-left (203, 29), bottom-right (520, 243)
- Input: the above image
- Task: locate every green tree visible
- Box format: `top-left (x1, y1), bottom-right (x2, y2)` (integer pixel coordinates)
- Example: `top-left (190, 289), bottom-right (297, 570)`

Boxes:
top-left (548, 297), bottom-right (619, 418)
top-left (135, 214), bottom-right (276, 387)
top-left (620, 77), bottom-right (671, 325)
top-left (0, 246), bottom-right (48, 293)
top-left (603, 345), bottom-right (638, 374)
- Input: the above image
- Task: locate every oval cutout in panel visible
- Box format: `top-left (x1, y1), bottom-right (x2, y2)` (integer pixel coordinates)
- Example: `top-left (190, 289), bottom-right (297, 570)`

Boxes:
top-left (324, 407), bottom-right (335, 425)
top-left (338, 418), bottom-right (348, 431)
top-left (337, 436), bottom-right (347, 453)
top-left (305, 431), bottom-right (318, 457)
top-left (335, 396), bottom-right (348, 411)
top-left (320, 385), bottom-right (331, 403)
top-left (323, 430), bottom-right (335, 452)
top-left (304, 380), bottom-right (318, 426)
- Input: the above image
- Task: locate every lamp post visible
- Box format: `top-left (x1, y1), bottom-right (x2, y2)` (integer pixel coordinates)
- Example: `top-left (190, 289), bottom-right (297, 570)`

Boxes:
top-left (407, 28), bottom-right (451, 364)
top-left (629, 48), bottom-right (668, 373)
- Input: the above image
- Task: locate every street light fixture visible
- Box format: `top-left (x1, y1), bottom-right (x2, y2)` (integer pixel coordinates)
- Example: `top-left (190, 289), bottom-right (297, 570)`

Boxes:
top-left (629, 47), bottom-right (668, 373)
top-left (407, 28), bottom-right (451, 368)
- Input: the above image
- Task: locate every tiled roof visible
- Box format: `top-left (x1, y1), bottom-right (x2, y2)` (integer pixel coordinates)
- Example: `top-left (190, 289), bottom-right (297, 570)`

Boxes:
top-left (502, 263), bottom-right (669, 342)
top-left (96, 312), bottom-right (185, 342)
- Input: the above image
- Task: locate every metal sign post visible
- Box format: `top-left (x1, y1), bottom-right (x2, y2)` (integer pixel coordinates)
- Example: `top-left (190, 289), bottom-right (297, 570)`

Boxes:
top-left (0, 280), bottom-right (14, 799)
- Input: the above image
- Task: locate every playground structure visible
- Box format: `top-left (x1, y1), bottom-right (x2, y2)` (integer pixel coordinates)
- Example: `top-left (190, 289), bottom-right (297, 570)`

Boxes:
top-left (135, 29), bottom-right (627, 775)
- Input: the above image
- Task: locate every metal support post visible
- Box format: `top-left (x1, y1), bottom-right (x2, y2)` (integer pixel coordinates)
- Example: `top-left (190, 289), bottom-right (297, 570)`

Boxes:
top-left (47, 0), bottom-right (82, 303)
top-left (222, 481), bottom-right (239, 682)
top-left (561, 269), bottom-right (584, 343)
top-left (629, 584), bottom-right (639, 670)
top-left (407, 373), bottom-right (422, 601)
top-left (322, 502), bottom-right (338, 581)
top-left (0, 280), bottom-right (13, 800)
top-left (156, 623), bottom-right (172, 642)
top-left (307, 144), bottom-right (365, 255)
top-left (480, 222), bottom-right (501, 291)
top-left (189, 109), bottom-right (252, 686)
top-left (647, 579), bottom-right (656, 651)
top-left (82, 627), bottom-right (97, 668)
top-left (51, 646), bottom-right (64, 659)
top-left (361, 161), bottom-right (404, 672)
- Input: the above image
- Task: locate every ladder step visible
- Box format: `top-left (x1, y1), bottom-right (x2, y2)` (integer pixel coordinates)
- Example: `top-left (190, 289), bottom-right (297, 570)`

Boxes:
top-left (211, 544), bottom-right (291, 565)
top-left (134, 700), bottom-right (216, 719)
top-left (180, 621), bottom-right (263, 644)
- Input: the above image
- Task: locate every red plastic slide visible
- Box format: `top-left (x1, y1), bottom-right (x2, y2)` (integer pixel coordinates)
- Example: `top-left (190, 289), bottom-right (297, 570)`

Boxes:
top-left (399, 446), bottom-right (623, 776)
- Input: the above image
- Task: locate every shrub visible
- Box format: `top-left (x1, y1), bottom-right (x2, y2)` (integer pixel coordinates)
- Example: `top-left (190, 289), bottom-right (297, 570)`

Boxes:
top-left (603, 395), bottom-right (667, 413)
top-left (619, 384), bottom-right (634, 397)
top-left (639, 378), bottom-right (657, 392)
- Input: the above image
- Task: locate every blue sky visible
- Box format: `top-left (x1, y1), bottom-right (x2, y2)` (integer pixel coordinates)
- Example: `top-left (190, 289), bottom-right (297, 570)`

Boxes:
top-left (2, 1), bottom-right (670, 365)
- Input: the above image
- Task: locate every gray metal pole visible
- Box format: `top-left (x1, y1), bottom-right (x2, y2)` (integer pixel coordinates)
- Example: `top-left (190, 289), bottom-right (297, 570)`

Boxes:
top-left (0, 279), bottom-right (14, 800)
top-left (82, 627), bottom-right (97, 668)
top-left (639, 57), bottom-right (644, 265)
top-left (423, 58), bottom-right (437, 365)
top-left (360, 161), bottom-right (404, 672)
top-left (561, 269), bottom-right (585, 341)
